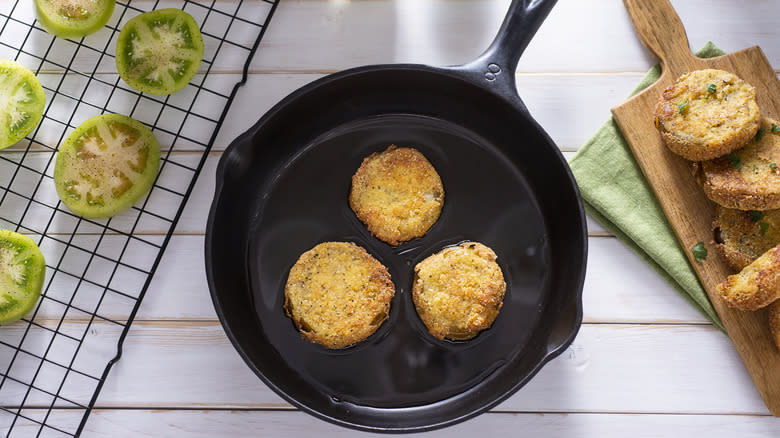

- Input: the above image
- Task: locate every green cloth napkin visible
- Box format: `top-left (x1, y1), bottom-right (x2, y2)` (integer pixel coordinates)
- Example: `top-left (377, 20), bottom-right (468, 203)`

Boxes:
top-left (568, 42), bottom-right (726, 332)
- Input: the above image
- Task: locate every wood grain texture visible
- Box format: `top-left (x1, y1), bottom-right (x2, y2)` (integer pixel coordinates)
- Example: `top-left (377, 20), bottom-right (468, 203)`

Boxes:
top-left (2, 323), bottom-right (765, 413)
top-left (612, 0), bottom-right (780, 416)
top-left (11, 410), bottom-right (778, 438)
top-left (250, 0), bottom-right (780, 73)
top-left (6, 2), bottom-right (780, 436)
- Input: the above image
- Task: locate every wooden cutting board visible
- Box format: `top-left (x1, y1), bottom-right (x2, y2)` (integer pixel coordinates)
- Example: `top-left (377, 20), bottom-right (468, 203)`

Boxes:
top-left (611, 0), bottom-right (780, 416)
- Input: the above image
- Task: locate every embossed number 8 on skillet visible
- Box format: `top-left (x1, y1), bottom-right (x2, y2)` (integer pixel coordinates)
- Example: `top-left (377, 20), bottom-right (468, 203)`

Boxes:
top-left (206, 0), bottom-right (587, 433)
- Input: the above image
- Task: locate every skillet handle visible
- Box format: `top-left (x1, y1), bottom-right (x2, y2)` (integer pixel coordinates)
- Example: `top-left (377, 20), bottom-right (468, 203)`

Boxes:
top-left (460, 0), bottom-right (557, 97)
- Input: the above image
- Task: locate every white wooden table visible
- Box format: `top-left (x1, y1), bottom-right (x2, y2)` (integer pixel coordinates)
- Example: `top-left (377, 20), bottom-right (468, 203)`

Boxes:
top-left (14, 0), bottom-right (780, 436)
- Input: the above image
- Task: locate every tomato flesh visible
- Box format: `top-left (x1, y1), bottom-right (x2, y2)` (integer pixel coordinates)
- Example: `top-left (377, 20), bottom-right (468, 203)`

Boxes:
top-left (34, 0), bottom-right (116, 39)
top-left (115, 9), bottom-right (204, 96)
top-left (54, 114), bottom-right (161, 219)
top-left (0, 60), bottom-right (46, 151)
top-left (0, 230), bottom-right (46, 325)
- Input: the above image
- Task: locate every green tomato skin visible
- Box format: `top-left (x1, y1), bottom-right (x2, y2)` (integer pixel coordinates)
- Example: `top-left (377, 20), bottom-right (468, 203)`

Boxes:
top-left (115, 8), bottom-right (204, 96)
top-left (0, 230), bottom-right (46, 326)
top-left (34, 0), bottom-right (116, 39)
top-left (54, 114), bottom-right (161, 219)
top-left (0, 60), bottom-right (46, 151)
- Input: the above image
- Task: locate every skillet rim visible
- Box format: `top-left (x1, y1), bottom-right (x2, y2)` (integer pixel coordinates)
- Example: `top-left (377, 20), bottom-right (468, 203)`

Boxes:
top-left (204, 62), bottom-right (588, 433)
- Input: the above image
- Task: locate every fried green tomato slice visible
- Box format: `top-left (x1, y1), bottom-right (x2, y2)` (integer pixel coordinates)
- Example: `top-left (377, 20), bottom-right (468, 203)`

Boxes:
top-left (350, 145), bottom-right (445, 246)
top-left (54, 114), bottom-right (161, 219)
top-left (115, 8), bottom-right (204, 96)
top-left (34, 0), bottom-right (116, 39)
top-left (654, 69), bottom-right (760, 161)
top-left (0, 230), bottom-right (46, 325)
top-left (284, 242), bottom-right (395, 349)
top-left (413, 242), bottom-right (506, 341)
top-left (0, 60), bottom-right (45, 151)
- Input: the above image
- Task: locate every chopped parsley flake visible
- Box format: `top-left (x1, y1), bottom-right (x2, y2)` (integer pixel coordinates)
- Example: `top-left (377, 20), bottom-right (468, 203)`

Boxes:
top-left (728, 154), bottom-right (741, 169)
top-left (707, 83), bottom-right (717, 93)
top-left (756, 127), bottom-right (766, 141)
top-left (692, 242), bottom-right (707, 263)
top-left (760, 222), bottom-right (770, 235)
top-left (750, 211), bottom-right (764, 222)
top-left (772, 163), bottom-right (778, 170)
top-left (677, 99), bottom-right (689, 115)
top-left (773, 123), bottom-right (780, 134)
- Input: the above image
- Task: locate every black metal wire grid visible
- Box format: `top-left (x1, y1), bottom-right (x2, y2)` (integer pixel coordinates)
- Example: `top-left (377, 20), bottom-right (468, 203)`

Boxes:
top-left (0, 0), bottom-right (279, 436)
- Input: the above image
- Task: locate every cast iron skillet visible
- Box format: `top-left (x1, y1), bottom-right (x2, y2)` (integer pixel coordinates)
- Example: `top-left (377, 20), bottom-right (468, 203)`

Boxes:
top-left (206, 0), bottom-right (586, 432)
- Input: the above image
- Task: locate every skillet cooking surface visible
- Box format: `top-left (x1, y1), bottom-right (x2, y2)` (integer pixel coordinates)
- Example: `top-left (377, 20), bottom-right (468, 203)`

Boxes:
top-left (248, 114), bottom-right (549, 407)
top-left (207, 65), bottom-right (586, 431)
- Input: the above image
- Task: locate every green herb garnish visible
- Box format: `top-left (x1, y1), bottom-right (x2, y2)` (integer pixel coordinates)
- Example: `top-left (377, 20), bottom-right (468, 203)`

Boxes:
top-left (728, 154), bottom-right (741, 169)
top-left (772, 163), bottom-right (778, 170)
top-left (707, 83), bottom-right (716, 93)
top-left (750, 211), bottom-right (764, 222)
top-left (773, 123), bottom-right (780, 134)
top-left (760, 222), bottom-right (770, 235)
top-left (692, 242), bottom-right (707, 263)
top-left (677, 99), bottom-right (689, 115)
top-left (756, 127), bottom-right (766, 141)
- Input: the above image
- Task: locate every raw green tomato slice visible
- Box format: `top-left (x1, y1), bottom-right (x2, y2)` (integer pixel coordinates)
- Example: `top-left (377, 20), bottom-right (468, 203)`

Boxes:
top-left (0, 230), bottom-right (46, 325)
top-left (0, 60), bottom-right (46, 151)
top-left (34, 0), bottom-right (116, 39)
top-left (54, 114), bottom-right (161, 219)
top-left (115, 8), bottom-right (204, 96)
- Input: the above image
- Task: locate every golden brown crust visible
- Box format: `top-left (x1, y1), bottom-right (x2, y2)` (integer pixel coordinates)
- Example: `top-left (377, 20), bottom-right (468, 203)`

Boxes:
top-left (283, 242), bottom-right (395, 349)
top-left (769, 300), bottom-right (780, 351)
top-left (701, 118), bottom-right (780, 210)
top-left (412, 242), bottom-right (506, 340)
top-left (349, 145), bottom-right (444, 246)
top-left (654, 69), bottom-right (760, 161)
top-left (716, 244), bottom-right (780, 311)
top-left (716, 244), bottom-right (756, 272)
top-left (713, 205), bottom-right (780, 270)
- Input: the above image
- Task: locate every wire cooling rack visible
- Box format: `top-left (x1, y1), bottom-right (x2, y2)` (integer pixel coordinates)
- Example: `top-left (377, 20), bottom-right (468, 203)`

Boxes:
top-left (0, 0), bottom-right (279, 436)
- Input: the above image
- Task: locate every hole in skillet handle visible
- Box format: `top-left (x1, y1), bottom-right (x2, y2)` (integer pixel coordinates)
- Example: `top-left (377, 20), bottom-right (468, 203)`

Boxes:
top-left (457, 0), bottom-right (558, 103)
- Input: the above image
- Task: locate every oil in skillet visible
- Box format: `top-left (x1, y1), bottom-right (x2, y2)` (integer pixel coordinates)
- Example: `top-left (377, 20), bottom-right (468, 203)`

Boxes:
top-left (248, 114), bottom-right (549, 407)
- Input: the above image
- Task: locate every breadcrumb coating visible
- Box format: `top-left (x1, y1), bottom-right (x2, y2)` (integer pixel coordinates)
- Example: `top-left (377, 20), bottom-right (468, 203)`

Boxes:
top-left (284, 242), bottom-right (394, 349)
top-left (350, 145), bottom-right (444, 246)
top-left (412, 242), bottom-right (505, 340)
top-left (655, 69), bottom-right (760, 161)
